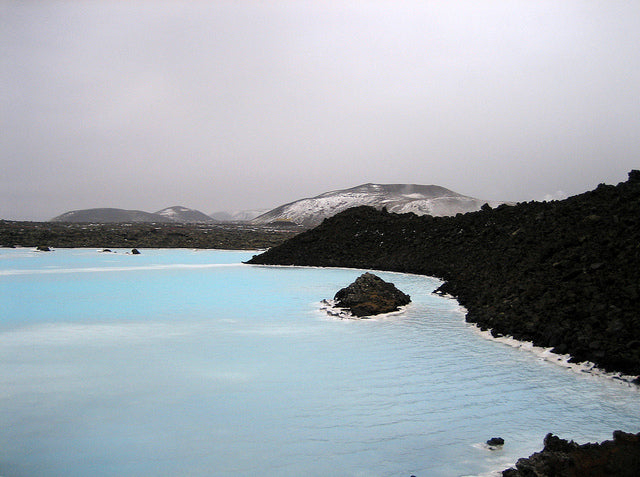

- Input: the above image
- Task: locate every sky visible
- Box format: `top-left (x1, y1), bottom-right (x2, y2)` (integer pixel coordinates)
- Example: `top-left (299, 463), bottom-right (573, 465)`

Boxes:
top-left (1, 1), bottom-right (639, 221)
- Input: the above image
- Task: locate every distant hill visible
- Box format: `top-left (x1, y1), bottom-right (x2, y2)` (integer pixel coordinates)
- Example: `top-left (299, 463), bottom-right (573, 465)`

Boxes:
top-left (210, 209), bottom-right (268, 222)
top-left (51, 206), bottom-right (214, 223)
top-left (251, 183), bottom-right (508, 228)
top-left (155, 206), bottom-right (215, 223)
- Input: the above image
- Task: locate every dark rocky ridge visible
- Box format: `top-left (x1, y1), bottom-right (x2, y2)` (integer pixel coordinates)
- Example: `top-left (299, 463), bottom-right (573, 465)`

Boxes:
top-left (333, 272), bottom-right (411, 317)
top-left (502, 431), bottom-right (640, 476)
top-left (248, 171), bottom-right (640, 378)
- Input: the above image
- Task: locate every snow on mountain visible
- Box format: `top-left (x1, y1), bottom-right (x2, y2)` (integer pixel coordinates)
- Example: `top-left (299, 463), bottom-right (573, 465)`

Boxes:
top-left (50, 208), bottom-right (175, 223)
top-left (155, 206), bottom-right (215, 223)
top-left (51, 206), bottom-right (214, 223)
top-left (251, 183), bottom-right (509, 228)
top-left (209, 209), bottom-right (269, 222)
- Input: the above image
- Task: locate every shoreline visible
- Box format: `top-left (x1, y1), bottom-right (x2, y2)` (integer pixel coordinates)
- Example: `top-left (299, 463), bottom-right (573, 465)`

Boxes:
top-left (470, 323), bottom-right (640, 386)
top-left (3, 245), bottom-right (265, 253)
top-left (326, 271), bottom-right (639, 385)
top-left (319, 297), bottom-right (412, 319)
top-left (248, 173), bottom-right (640, 379)
top-left (247, 173), bottom-right (640, 475)
top-left (254, 259), bottom-right (640, 385)
top-left (443, 297), bottom-right (640, 386)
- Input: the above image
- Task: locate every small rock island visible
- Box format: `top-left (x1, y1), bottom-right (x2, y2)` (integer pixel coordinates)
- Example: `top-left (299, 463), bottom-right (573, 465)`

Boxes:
top-left (331, 272), bottom-right (411, 317)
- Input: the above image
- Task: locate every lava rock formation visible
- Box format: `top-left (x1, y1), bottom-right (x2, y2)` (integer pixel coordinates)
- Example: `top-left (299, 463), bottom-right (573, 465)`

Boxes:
top-left (333, 272), bottom-right (411, 317)
top-left (502, 431), bottom-right (640, 476)
top-left (248, 171), bottom-right (640, 379)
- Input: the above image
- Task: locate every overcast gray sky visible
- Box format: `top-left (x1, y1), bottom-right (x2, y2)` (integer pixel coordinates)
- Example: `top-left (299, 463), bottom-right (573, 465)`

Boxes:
top-left (2, 1), bottom-right (639, 221)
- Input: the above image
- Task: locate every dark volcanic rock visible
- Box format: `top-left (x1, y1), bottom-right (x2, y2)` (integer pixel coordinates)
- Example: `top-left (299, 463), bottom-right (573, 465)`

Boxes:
top-left (502, 431), bottom-right (640, 476)
top-left (0, 221), bottom-right (299, 250)
top-left (333, 272), bottom-right (411, 317)
top-left (487, 437), bottom-right (505, 447)
top-left (248, 171), bottom-right (640, 378)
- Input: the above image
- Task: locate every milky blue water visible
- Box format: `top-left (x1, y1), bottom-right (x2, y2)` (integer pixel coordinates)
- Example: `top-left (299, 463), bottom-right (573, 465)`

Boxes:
top-left (1, 248), bottom-right (639, 477)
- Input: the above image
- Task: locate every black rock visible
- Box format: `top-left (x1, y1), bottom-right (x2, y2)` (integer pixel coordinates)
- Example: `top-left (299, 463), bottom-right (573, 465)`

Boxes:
top-left (131, 248), bottom-right (141, 255)
top-left (333, 272), bottom-right (410, 317)
top-left (502, 431), bottom-right (640, 476)
top-left (487, 437), bottom-right (505, 447)
top-left (36, 245), bottom-right (51, 252)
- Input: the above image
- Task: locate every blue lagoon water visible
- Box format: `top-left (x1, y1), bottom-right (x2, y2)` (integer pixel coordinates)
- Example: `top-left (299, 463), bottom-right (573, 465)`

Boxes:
top-left (1, 248), bottom-right (639, 476)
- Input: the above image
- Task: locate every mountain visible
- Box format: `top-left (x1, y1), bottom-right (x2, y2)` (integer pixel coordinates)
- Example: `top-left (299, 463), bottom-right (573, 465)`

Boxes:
top-left (251, 183), bottom-right (507, 228)
top-left (50, 208), bottom-right (173, 223)
top-left (51, 206), bottom-right (213, 223)
top-left (210, 209), bottom-right (268, 222)
top-left (155, 206), bottom-right (215, 223)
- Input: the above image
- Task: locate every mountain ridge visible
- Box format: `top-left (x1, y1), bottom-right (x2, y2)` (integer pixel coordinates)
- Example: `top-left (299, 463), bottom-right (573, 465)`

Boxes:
top-left (48, 183), bottom-right (509, 225)
top-left (50, 206), bottom-right (214, 224)
top-left (251, 183), bottom-right (508, 228)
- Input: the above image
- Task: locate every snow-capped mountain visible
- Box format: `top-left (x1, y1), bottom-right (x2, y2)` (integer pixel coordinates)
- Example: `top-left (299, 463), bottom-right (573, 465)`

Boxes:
top-left (155, 206), bottom-right (215, 223)
top-left (251, 183), bottom-right (508, 228)
top-left (51, 206), bottom-right (214, 223)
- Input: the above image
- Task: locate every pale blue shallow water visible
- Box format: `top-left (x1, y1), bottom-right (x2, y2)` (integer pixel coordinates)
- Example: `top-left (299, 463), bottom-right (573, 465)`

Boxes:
top-left (1, 248), bottom-right (639, 477)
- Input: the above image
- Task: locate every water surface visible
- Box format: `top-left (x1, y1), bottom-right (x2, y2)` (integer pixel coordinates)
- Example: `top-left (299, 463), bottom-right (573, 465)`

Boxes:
top-left (1, 248), bottom-right (639, 476)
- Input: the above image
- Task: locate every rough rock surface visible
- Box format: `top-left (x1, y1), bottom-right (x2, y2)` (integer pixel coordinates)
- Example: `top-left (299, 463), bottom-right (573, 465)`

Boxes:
top-left (333, 272), bottom-right (411, 317)
top-left (248, 171), bottom-right (640, 379)
top-left (502, 431), bottom-right (640, 476)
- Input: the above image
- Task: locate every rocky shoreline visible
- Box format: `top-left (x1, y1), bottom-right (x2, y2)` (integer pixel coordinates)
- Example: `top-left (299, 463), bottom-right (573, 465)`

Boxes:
top-left (247, 172), bottom-right (640, 475)
top-left (248, 172), bottom-right (640, 380)
top-left (503, 431), bottom-right (640, 476)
